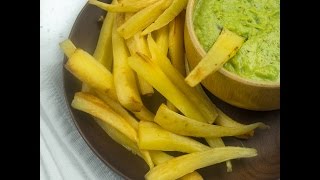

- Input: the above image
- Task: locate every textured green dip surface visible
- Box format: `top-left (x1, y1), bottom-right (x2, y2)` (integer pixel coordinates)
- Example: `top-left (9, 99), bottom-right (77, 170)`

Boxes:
top-left (193, 0), bottom-right (280, 82)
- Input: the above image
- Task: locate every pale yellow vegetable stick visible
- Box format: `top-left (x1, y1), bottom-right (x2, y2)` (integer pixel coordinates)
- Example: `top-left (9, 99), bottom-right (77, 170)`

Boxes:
top-left (112, 14), bottom-right (143, 112)
top-left (149, 151), bottom-right (173, 165)
top-left (95, 118), bottom-right (154, 169)
top-left (92, 0), bottom-right (116, 70)
top-left (59, 40), bottom-right (91, 93)
top-left (59, 39), bottom-right (76, 58)
top-left (126, 32), bottom-right (154, 96)
top-left (117, 0), bottom-right (172, 39)
top-left (142, 0), bottom-right (188, 35)
top-left (154, 25), bottom-right (169, 55)
top-left (71, 92), bottom-right (138, 142)
top-left (128, 53), bottom-right (206, 122)
top-left (205, 137), bottom-right (232, 172)
top-left (95, 90), bottom-right (139, 130)
top-left (147, 35), bottom-right (218, 123)
top-left (149, 151), bottom-right (203, 180)
top-left (154, 104), bottom-right (268, 138)
top-left (153, 25), bottom-right (176, 110)
top-left (145, 147), bottom-right (257, 180)
top-left (168, 11), bottom-right (186, 77)
top-left (138, 121), bottom-right (210, 153)
top-left (133, 106), bottom-right (155, 122)
top-left (185, 28), bottom-right (245, 87)
top-left (64, 49), bottom-right (115, 94)
top-left (205, 138), bottom-right (232, 172)
top-left (88, 0), bottom-right (158, 13)
top-left (167, 12), bottom-right (185, 112)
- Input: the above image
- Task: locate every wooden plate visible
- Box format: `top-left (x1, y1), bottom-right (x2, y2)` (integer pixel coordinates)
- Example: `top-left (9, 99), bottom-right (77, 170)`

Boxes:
top-left (63, 1), bottom-right (280, 179)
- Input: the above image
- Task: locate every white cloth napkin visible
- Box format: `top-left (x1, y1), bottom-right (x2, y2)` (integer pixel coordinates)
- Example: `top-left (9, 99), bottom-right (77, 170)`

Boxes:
top-left (40, 0), bottom-right (122, 179)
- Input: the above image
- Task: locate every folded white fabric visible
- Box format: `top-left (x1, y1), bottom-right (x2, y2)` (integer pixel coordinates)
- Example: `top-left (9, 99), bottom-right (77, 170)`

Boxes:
top-left (40, 0), bottom-right (122, 179)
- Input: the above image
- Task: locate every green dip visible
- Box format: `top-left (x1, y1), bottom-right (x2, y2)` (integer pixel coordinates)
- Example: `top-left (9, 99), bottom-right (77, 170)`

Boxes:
top-left (193, 0), bottom-right (280, 82)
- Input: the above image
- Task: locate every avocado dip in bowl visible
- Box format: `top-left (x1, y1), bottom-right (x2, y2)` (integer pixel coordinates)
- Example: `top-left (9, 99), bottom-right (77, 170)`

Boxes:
top-left (185, 0), bottom-right (280, 111)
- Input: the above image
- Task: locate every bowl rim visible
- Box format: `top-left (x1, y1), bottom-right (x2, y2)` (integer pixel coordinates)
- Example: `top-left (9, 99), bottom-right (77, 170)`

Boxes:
top-left (186, 0), bottom-right (280, 88)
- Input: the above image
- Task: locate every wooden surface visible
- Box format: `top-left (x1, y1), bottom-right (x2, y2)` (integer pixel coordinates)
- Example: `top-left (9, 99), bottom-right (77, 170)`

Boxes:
top-left (184, 0), bottom-right (280, 111)
top-left (63, 1), bottom-right (280, 179)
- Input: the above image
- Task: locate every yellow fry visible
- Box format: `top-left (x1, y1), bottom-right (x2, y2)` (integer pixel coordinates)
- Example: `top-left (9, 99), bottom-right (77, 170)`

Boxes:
top-left (153, 25), bottom-right (173, 108)
top-left (205, 137), bottom-right (232, 172)
top-left (95, 118), bottom-right (154, 169)
top-left (154, 25), bottom-right (169, 55)
top-left (133, 106), bottom-right (155, 122)
top-left (145, 147), bottom-right (257, 180)
top-left (59, 39), bottom-right (76, 58)
top-left (142, 0), bottom-right (188, 35)
top-left (117, 0), bottom-right (172, 39)
top-left (71, 92), bottom-right (138, 142)
top-left (91, 0), bottom-right (116, 70)
top-left (59, 40), bottom-right (92, 94)
top-left (149, 151), bottom-right (173, 165)
top-left (149, 151), bottom-right (203, 180)
top-left (128, 53), bottom-right (206, 122)
top-left (65, 49), bottom-right (115, 93)
top-left (185, 28), bottom-right (245, 87)
top-left (138, 121), bottom-right (210, 153)
top-left (155, 104), bottom-right (268, 138)
top-left (168, 11), bottom-right (186, 76)
top-left (112, 14), bottom-right (143, 112)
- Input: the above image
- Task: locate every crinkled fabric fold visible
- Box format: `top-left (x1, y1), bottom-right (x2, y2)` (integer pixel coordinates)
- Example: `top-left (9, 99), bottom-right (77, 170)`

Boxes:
top-left (40, 0), bottom-right (122, 179)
